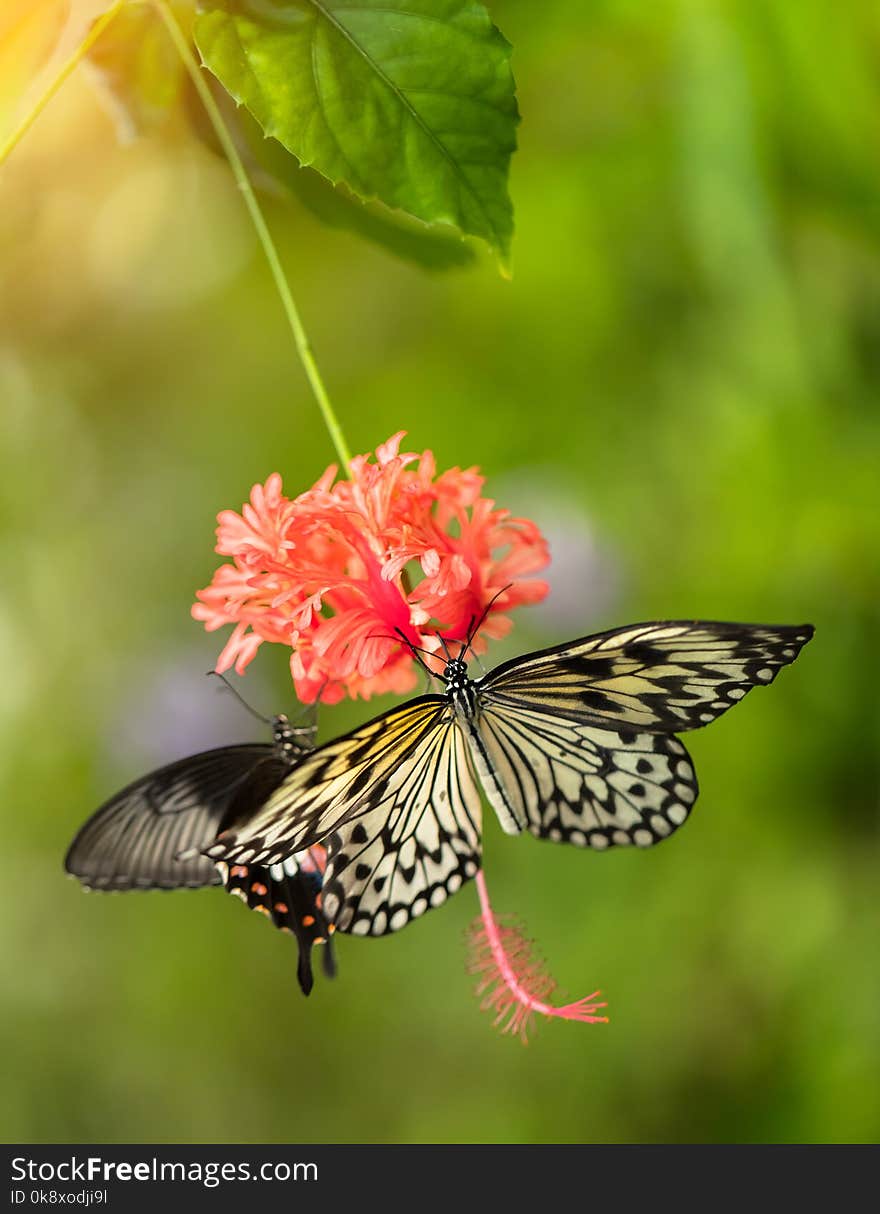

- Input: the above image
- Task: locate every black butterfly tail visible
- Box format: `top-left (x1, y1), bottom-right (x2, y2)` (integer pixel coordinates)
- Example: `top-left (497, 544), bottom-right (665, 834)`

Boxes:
top-left (221, 861), bottom-right (337, 997)
top-left (322, 936), bottom-right (338, 980)
top-left (296, 947), bottom-right (315, 997)
top-left (278, 867), bottom-right (337, 997)
top-left (292, 907), bottom-right (336, 994)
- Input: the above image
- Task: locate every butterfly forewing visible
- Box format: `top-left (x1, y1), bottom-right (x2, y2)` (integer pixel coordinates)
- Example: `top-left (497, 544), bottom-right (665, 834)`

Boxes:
top-left (481, 621), bottom-right (814, 732)
top-left (64, 745), bottom-right (273, 891)
top-left (212, 697), bottom-right (454, 862)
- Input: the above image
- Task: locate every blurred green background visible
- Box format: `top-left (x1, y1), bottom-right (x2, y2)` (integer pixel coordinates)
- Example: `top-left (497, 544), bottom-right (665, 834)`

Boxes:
top-left (1, 0), bottom-right (878, 1144)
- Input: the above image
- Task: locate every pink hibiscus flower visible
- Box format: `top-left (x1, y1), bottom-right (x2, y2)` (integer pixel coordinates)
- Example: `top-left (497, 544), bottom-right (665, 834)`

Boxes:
top-left (193, 432), bottom-right (550, 702)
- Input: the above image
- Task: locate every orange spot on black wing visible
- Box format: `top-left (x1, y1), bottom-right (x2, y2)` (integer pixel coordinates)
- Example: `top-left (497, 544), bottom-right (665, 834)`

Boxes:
top-left (221, 853), bottom-right (338, 997)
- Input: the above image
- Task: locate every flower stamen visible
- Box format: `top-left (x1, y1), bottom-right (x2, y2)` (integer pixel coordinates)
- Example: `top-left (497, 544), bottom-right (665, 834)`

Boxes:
top-left (467, 871), bottom-right (609, 1041)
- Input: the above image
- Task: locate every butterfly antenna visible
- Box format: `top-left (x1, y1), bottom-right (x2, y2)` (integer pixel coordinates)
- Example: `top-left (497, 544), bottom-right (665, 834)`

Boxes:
top-left (207, 671), bottom-right (272, 725)
top-left (392, 627), bottom-right (439, 679)
top-left (459, 617), bottom-right (475, 661)
top-left (300, 678), bottom-right (331, 714)
top-left (382, 631), bottom-right (440, 664)
top-left (464, 583), bottom-right (514, 657)
top-left (288, 681), bottom-right (329, 744)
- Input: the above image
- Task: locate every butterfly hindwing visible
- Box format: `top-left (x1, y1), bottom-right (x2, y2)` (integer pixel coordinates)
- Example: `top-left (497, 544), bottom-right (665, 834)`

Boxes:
top-left (212, 752), bottom-right (337, 991)
top-left (221, 851), bottom-right (336, 995)
top-left (476, 700), bottom-right (698, 849)
top-left (481, 621), bottom-right (814, 733)
top-left (319, 721), bottom-right (482, 935)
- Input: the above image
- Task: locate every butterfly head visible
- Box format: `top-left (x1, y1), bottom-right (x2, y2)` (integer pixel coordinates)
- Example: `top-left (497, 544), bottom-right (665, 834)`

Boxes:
top-left (272, 714), bottom-right (317, 763)
top-left (441, 656), bottom-right (479, 716)
top-left (442, 657), bottom-right (469, 689)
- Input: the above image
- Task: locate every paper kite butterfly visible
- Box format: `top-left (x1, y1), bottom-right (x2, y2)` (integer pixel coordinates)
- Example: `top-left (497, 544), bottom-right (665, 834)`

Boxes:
top-left (205, 620), bottom-right (814, 938)
top-left (64, 712), bottom-right (336, 995)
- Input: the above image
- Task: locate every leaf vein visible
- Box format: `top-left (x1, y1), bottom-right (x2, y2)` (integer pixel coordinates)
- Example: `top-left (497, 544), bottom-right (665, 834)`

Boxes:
top-left (307, 0), bottom-right (495, 237)
top-left (330, 6), bottom-right (483, 37)
top-left (403, 86), bottom-right (512, 117)
top-left (309, 18), bottom-right (356, 181)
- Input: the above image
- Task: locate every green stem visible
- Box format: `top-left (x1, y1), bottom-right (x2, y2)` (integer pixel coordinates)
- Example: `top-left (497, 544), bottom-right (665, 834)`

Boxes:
top-left (0, 0), bottom-right (127, 168)
top-left (153, 1), bottom-right (353, 469)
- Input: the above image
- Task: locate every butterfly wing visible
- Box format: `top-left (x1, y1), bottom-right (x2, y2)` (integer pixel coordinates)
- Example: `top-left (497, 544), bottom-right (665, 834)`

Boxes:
top-left (481, 621), bottom-right (814, 732)
top-left (66, 742), bottom-right (338, 994)
top-left (475, 700), bottom-right (698, 849)
top-left (206, 696), bottom-right (484, 936)
top-left (64, 745), bottom-right (273, 891)
top-left (220, 849), bottom-right (336, 996)
top-left (473, 620), bottom-right (811, 849)
top-left (318, 720), bottom-right (482, 936)
top-left (217, 757), bottom-right (337, 992)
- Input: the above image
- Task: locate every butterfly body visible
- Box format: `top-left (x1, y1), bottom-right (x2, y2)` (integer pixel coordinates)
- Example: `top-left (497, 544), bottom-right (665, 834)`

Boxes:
top-left (442, 657), bottom-right (479, 712)
top-left (206, 620), bottom-right (813, 939)
top-left (439, 657), bottom-right (526, 835)
top-left (64, 711), bottom-right (336, 995)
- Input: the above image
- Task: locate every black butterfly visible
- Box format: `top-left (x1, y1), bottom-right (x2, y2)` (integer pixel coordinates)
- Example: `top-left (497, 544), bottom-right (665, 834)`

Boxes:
top-left (64, 713), bottom-right (336, 995)
top-left (204, 620), bottom-right (814, 938)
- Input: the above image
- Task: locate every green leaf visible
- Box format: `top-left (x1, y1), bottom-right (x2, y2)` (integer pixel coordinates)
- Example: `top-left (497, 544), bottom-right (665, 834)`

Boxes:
top-left (194, 0), bottom-right (518, 266)
top-left (238, 106), bottom-right (478, 271)
top-left (185, 75), bottom-right (476, 270)
top-left (273, 163), bottom-right (478, 271)
top-left (85, 1), bottom-right (196, 141)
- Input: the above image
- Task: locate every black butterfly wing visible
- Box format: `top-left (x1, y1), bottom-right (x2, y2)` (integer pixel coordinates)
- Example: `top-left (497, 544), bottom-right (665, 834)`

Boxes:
top-left (481, 621), bottom-right (814, 732)
top-left (64, 745), bottom-right (273, 891)
top-left (221, 853), bottom-right (336, 996)
top-left (66, 742), bottom-right (338, 995)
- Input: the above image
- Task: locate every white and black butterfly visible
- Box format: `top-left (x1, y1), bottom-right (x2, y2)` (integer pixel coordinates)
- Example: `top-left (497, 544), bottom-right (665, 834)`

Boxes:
top-left (64, 713), bottom-right (336, 995)
top-left (205, 620), bottom-right (814, 939)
